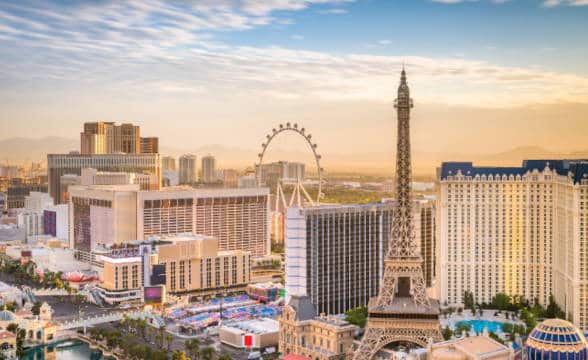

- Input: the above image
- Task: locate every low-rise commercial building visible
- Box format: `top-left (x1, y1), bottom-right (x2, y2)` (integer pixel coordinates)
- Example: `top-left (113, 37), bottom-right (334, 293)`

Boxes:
top-left (219, 318), bottom-right (279, 349)
top-left (98, 252), bottom-right (144, 304)
top-left (156, 234), bottom-right (251, 295)
top-left (427, 335), bottom-right (514, 360)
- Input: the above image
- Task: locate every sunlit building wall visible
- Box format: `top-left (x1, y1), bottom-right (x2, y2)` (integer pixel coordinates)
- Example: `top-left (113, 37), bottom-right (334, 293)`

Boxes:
top-left (438, 160), bottom-right (588, 330)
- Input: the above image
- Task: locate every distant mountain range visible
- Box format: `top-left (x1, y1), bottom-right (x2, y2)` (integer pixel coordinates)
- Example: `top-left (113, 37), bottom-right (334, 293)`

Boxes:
top-left (1, 137), bottom-right (587, 176)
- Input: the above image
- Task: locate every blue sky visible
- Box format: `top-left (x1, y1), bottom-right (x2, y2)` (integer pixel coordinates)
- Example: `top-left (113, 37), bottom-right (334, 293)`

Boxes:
top-left (1, 0), bottom-right (588, 163)
top-left (228, 0), bottom-right (588, 73)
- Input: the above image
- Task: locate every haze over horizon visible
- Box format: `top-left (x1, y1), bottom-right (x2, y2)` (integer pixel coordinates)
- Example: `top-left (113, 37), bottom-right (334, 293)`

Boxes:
top-left (1, 0), bottom-right (588, 174)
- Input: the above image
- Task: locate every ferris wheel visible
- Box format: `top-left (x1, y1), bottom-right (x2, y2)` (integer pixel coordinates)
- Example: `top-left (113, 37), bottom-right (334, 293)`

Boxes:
top-left (256, 122), bottom-right (324, 204)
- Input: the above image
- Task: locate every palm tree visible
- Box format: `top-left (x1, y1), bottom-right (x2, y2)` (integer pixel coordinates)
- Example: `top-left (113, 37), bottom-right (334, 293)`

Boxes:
top-left (172, 350), bottom-right (189, 360)
top-left (185, 339), bottom-right (200, 360)
top-left (199, 346), bottom-right (215, 360)
top-left (137, 318), bottom-right (147, 340)
top-left (147, 327), bottom-right (154, 342)
top-left (157, 325), bottom-right (166, 348)
top-left (166, 333), bottom-right (174, 351)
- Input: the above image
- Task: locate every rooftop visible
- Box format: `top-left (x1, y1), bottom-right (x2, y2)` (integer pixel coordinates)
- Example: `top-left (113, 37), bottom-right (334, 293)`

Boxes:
top-left (432, 335), bottom-right (512, 358)
top-left (223, 317), bottom-right (279, 334)
top-left (0, 330), bottom-right (15, 340)
top-left (439, 159), bottom-right (588, 184)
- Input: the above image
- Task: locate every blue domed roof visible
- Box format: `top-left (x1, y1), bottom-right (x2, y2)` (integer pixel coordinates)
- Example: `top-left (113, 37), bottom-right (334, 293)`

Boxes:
top-left (526, 319), bottom-right (588, 360)
top-left (0, 310), bottom-right (15, 322)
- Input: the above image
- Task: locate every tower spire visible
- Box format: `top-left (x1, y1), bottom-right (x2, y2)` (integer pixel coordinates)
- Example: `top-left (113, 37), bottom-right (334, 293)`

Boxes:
top-left (352, 69), bottom-right (441, 359)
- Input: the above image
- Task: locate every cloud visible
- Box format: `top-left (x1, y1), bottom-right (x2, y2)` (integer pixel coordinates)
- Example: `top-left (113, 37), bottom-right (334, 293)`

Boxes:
top-left (291, 34), bottom-right (304, 40)
top-left (1, 0), bottom-right (588, 108)
top-left (318, 8), bottom-right (348, 14)
top-left (543, 0), bottom-right (588, 6)
top-left (431, 0), bottom-right (476, 3)
top-left (240, 0), bottom-right (353, 15)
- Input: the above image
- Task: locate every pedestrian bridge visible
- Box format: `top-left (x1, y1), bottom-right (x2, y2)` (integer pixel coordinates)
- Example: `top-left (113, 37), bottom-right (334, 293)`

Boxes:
top-left (57, 310), bottom-right (162, 330)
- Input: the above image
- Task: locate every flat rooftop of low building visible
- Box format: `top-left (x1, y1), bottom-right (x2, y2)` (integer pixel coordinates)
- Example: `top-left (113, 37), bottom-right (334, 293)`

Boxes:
top-left (248, 282), bottom-right (283, 290)
top-left (432, 335), bottom-right (511, 356)
top-left (281, 355), bottom-right (311, 360)
top-left (0, 330), bottom-right (15, 340)
top-left (223, 317), bottom-right (279, 334)
top-left (314, 314), bottom-right (353, 327)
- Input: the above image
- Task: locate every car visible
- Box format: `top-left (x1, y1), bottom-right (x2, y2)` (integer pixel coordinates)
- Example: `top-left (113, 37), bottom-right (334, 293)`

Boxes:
top-left (247, 351), bottom-right (261, 360)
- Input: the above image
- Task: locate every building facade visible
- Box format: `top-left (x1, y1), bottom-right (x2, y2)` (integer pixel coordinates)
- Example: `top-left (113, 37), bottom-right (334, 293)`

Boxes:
top-left (80, 168), bottom-right (159, 190)
top-left (438, 160), bottom-right (588, 330)
top-left (222, 169), bottom-right (239, 188)
top-left (80, 121), bottom-right (154, 155)
top-left (162, 156), bottom-right (176, 171)
top-left (279, 295), bottom-right (357, 360)
top-left (6, 184), bottom-right (48, 209)
top-left (201, 155), bottom-right (217, 184)
top-left (416, 197), bottom-right (436, 288)
top-left (43, 204), bottom-right (68, 240)
top-left (257, 161), bottom-right (305, 187)
top-left (99, 253), bottom-right (143, 304)
top-left (285, 203), bottom-right (393, 315)
top-left (47, 152), bottom-right (161, 204)
top-left (155, 234), bottom-right (251, 295)
top-left (179, 154), bottom-right (197, 185)
top-left (69, 185), bottom-right (270, 257)
top-left (140, 137), bottom-right (159, 154)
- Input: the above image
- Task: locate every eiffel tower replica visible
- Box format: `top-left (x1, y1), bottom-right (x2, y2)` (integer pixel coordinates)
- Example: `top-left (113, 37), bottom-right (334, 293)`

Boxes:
top-left (353, 69), bottom-right (442, 359)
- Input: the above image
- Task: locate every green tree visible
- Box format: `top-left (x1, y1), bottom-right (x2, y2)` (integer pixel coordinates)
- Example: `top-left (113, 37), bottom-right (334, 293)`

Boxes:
top-left (31, 301), bottom-right (42, 315)
top-left (463, 290), bottom-right (475, 310)
top-left (488, 331), bottom-right (505, 345)
top-left (442, 326), bottom-right (453, 340)
top-left (200, 346), bottom-right (216, 360)
top-left (502, 322), bottom-right (513, 334)
top-left (185, 338), bottom-right (201, 359)
top-left (218, 355), bottom-right (231, 360)
top-left (173, 350), bottom-right (190, 360)
top-left (16, 328), bottom-right (26, 358)
top-left (544, 294), bottom-right (565, 319)
top-left (166, 333), bottom-right (174, 351)
top-left (344, 306), bottom-right (368, 328)
top-left (4, 302), bottom-right (16, 312)
top-left (454, 322), bottom-right (472, 336)
top-left (6, 323), bottom-right (18, 333)
top-left (152, 350), bottom-right (168, 360)
top-left (491, 293), bottom-right (512, 311)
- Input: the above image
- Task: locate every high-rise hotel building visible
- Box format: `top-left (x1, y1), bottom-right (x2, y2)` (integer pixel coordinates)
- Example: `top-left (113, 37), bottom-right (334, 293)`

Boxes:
top-left (48, 153), bottom-right (161, 204)
top-left (438, 160), bottom-right (588, 330)
top-left (179, 154), bottom-right (197, 185)
top-left (285, 199), bottom-right (437, 316)
top-left (201, 155), bottom-right (217, 184)
top-left (80, 121), bottom-right (158, 155)
top-left (49, 121), bottom-right (161, 204)
top-left (69, 185), bottom-right (270, 258)
top-left (285, 203), bottom-right (393, 315)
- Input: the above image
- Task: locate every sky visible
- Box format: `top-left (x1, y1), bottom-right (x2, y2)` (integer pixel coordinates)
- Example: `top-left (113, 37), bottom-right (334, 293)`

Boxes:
top-left (1, 0), bottom-right (588, 171)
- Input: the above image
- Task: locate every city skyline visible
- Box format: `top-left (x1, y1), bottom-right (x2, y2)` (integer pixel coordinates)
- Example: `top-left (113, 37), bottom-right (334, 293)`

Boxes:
top-left (1, 0), bottom-right (588, 169)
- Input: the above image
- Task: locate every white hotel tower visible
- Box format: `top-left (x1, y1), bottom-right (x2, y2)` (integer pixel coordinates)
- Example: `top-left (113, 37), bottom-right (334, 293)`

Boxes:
top-left (438, 159), bottom-right (588, 330)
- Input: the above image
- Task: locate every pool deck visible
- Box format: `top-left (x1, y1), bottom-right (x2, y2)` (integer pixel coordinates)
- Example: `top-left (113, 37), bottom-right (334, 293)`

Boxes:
top-left (440, 309), bottom-right (525, 336)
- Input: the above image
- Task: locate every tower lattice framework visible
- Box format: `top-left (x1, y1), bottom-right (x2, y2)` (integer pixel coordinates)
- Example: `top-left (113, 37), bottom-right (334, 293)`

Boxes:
top-left (353, 69), bottom-right (442, 360)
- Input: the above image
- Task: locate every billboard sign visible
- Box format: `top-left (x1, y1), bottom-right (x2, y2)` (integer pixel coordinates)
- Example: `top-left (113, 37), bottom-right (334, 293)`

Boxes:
top-left (144, 285), bottom-right (166, 305)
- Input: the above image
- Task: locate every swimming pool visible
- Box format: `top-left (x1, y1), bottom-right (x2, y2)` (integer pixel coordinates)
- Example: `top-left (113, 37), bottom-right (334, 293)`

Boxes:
top-left (454, 320), bottom-right (504, 333)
